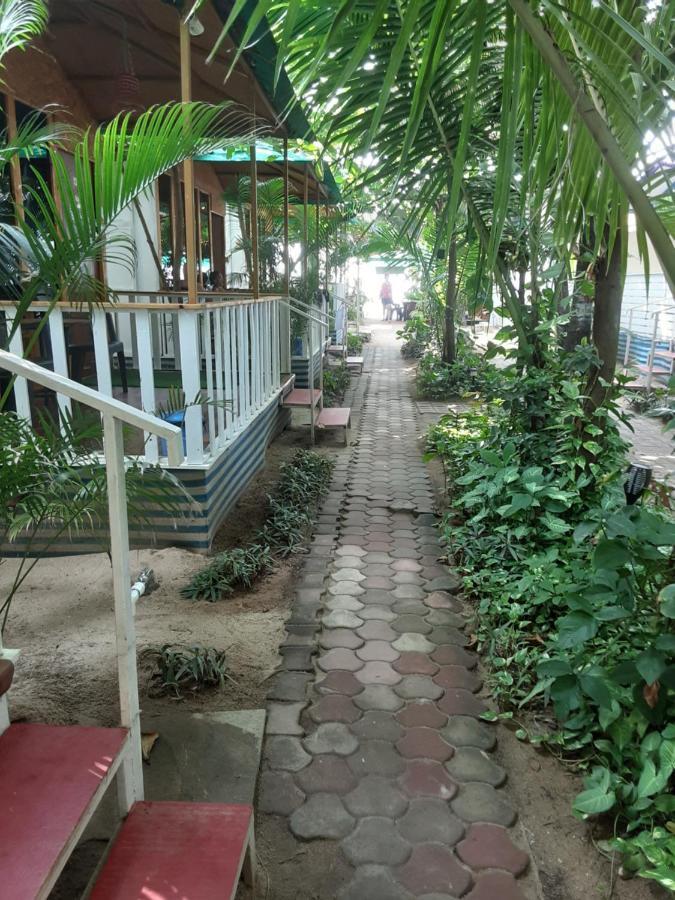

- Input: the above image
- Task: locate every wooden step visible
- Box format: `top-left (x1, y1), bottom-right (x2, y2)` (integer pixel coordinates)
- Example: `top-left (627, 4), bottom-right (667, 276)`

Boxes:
top-left (0, 723), bottom-right (128, 900)
top-left (346, 355), bottom-right (364, 373)
top-left (317, 407), bottom-right (351, 445)
top-left (327, 344), bottom-right (346, 355)
top-left (283, 388), bottom-right (323, 408)
top-left (638, 365), bottom-right (671, 376)
top-left (89, 801), bottom-right (254, 900)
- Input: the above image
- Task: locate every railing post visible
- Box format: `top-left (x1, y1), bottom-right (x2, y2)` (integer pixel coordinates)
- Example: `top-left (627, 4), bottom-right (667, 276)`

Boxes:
top-left (213, 307), bottom-right (226, 448)
top-left (48, 307), bottom-right (72, 424)
top-left (92, 308), bottom-right (113, 396)
top-left (308, 317), bottom-right (315, 445)
top-left (5, 310), bottom-right (32, 423)
top-left (103, 412), bottom-right (144, 814)
top-left (203, 310), bottom-right (216, 453)
top-left (647, 311), bottom-right (659, 391)
top-left (178, 311), bottom-right (204, 464)
top-left (135, 310), bottom-right (159, 463)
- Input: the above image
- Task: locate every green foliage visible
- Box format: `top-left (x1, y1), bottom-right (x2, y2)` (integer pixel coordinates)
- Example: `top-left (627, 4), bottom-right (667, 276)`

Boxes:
top-left (182, 450), bottom-right (334, 601)
top-left (347, 332), bottom-right (364, 354)
top-left (600, 827), bottom-right (675, 891)
top-left (416, 339), bottom-right (497, 399)
top-left (323, 363), bottom-right (351, 406)
top-left (426, 347), bottom-right (675, 883)
top-left (398, 311), bottom-right (432, 358)
top-left (0, 409), bottom-right (186, 630)
top-left (144, 644), bottom-right (231, 698)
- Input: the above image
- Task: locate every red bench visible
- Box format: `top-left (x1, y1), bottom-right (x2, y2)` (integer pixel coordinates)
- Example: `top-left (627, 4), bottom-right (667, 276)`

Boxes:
top-left (90, 801), bottom-right (255, 900)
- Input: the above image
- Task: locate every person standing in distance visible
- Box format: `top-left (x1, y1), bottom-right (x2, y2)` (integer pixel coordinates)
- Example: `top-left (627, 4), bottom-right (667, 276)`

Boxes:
top-left (380, 274), bottom-right (393, 321)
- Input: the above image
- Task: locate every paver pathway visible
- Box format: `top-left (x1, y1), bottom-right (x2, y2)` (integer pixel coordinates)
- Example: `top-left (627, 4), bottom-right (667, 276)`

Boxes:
top-left (260, 325), bottom-right (531, 899)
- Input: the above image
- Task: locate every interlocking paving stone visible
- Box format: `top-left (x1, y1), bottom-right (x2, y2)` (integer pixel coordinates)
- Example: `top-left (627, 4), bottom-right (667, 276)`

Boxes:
top-left (438, 689), bottom-right (489, 717)
top-left (425, 575), bottom-right (463, 593)
top-left (328, 581), bottom-right (366, 597)
top-left (331, 568), bottom-right (366, 582)
top-left (317, 670), bottom-right (364, 696)
top-left (445, 747), bottom-right (507, 787)
top-left (319, 628), bottom-right (364, 650)
top-left (356, 640), bottom-right (400, 662)
top-left (295, 754), bottom-right (358, 795)
top-left (279, 647), bottom-right (315, 671)
top-left (303, 723), bottom-right (359, 756)
top-left (347, 739), bottom-right (407, 777)
top-left (465, 871), bottom-right (527, 899)
top-left (392, 651), bottom-right (440, 676)
top-left (396, 844), bottom-right (473, 897)
top-left (395, 674), bottom-right (445, 701)
top-left (434, 666), bottom-right (482, 692)
top-left (397, 727), bottom-right (454, 762)
top-left (392, 571), bottom-right (424, 585)
top-left (441, 716), bottom-right (497, 751)
top-left (397, 798), bottom-right (465, 846)
top-left (364, 576), bottom-right (395, 590)
top-left (358, 604), bottom-right (397, 622)
top-left (428, 626), bottom-right (469, 647)
top-left (258, 770), bottom-right (305, 815)
top-left (354, 684), bottom-right (405, 712)
top-left (392, 558), bottom-right (422, 572)
top-left (392, 614), bottom-right (433, 634)
top-left (268, 672), bottom-right (313, 702)
top-left (290, 793), bottom-right (356, 840)
top-left (355, 660), bottom-right (402, 685)
top-left (432, 645), bottom-right (478, 669)
top-left (341, 817), bottom-right (412, 866)
top-left (393, 633), bottom-right (436, 653)
top-left (426, 608), bottom-right (466, 628)
top-left (334, 555), bottom-right (367, 569)
top-left (266, 701), bottom-right (306, 736)
top-left (336, 545), bottom-right (367, 557)
top-left (337, 866), bottom-right (413, 900)
top-left (343, 774), bottom-right (409, 818)
top-left (397, 701), bottom-right (447, 729)
top-left (350, 710), bottom-right (404, 742)
top-left (456, 823), bottom-right (529, 874)
top-left (317, 648), bottom-right (364, 673)
top-left (451, 782), bottom-right (517, 826)
top-left (322, 610), bottom-right (364, 630)
top-left (264, 736), bottom-right (312, 772)
top-left (392, 585), bottom-right (427, 601)
top-left (325, 595), bottom-right (365, 613)
top-left (309, 694), bottom-right (361, 725)
top-left (399, 760), bottom-right (458, 801)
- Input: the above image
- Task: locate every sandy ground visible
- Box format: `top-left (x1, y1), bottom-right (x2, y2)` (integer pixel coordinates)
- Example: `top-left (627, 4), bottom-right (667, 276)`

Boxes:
top-left (2, 428), bottom-right (316, 728)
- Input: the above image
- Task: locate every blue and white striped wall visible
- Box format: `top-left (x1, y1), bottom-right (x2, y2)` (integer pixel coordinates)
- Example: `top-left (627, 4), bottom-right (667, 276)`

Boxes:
top-left (2, 394), bottom-right (291, 557)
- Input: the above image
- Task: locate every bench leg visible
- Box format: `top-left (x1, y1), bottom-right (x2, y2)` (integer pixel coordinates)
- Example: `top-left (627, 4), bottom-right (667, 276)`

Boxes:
top-left (242, 824), bottom-right (257, 891)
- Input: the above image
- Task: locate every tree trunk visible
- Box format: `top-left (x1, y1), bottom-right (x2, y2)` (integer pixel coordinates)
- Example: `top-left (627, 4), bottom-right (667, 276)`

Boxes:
top-left (585, 228), bottom-right (624, 412)
top-left (442, 235), bottom-right (458, 364)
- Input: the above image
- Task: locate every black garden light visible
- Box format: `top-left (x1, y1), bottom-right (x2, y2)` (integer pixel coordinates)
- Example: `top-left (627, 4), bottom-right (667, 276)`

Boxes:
top-left (624, 464), bottom-right (652, 505)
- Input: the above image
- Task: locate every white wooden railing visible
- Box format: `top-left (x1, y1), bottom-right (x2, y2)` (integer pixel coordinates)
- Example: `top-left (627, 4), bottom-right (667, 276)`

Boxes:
top-left (2, 292), bottom-right (286, 467)
top-left (0, 348), bottom-right (184, 810)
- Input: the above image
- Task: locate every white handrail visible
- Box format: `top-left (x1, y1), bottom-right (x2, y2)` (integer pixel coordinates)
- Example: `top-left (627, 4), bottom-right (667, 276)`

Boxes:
top-left (0, 347), bottom-right (185, 813)
top-left (0, 349), bottom-right (184, 466)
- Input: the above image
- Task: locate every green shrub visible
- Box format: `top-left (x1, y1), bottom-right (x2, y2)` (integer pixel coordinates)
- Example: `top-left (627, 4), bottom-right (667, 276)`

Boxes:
top-left (182, 450), bottom-right (334, 601)
top-left (347, 332), bottom-right (364, 354)
top-left (323, 363), bottom-right (351, 406)
top-left (426, 349), bottom-right (675, 890)
top-left (397, 311), bottom-right (432, 358)
top-left (144, 644), bottom-right (231, 697)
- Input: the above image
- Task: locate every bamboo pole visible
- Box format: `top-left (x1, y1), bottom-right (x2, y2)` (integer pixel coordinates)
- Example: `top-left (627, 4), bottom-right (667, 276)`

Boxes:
top-left (5, 95), bottom-right (23, 221)
top-left (283, 137), bottom-right (290, 294)
top-left (324, 202), bottom-right (330, 291)
top-left (179, 22), bottom-right (198, 304)
top-left (315, 181), bottom-right (320, 287)
top-left (250, 141), bottom-right (259, 298)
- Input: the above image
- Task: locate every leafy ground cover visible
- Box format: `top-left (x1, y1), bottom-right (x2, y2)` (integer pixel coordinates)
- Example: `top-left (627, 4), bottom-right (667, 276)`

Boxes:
top-left (182, 450), bottom-right (334, 601)
top-left (425, 349), bottom-right (675, 891)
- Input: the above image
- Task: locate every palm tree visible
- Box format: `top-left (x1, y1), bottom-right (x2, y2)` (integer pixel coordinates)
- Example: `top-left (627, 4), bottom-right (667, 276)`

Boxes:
top-left (201, 0), bottom-right (674, 372)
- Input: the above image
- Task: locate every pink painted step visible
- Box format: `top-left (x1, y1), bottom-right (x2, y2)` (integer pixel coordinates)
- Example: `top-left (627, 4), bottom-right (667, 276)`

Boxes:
top-left (283, 388), bottom-right (323, 408)
top-left (90, 801), bottom-right (255, 900)
top-left (317, 407), bottom-right (351, 445)
top-left (0, 723), bottom-right (128, 900)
